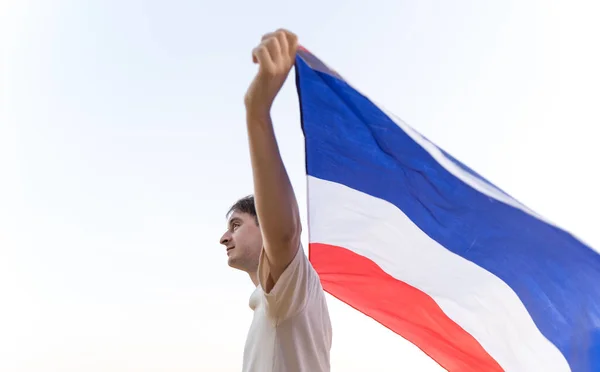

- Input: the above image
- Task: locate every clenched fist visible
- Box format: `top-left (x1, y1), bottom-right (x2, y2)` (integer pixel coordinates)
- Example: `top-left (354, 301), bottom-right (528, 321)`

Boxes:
top-left (244, 29), bottom-right (299, 116)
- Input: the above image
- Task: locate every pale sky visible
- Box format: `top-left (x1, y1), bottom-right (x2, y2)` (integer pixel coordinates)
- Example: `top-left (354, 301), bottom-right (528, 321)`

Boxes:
top-left (1, 1), bottom-right (599, 371)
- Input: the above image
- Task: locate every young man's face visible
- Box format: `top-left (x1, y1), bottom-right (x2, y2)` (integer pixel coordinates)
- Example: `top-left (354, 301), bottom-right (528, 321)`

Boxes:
top-left (219, 211), bottom-right (262, 273)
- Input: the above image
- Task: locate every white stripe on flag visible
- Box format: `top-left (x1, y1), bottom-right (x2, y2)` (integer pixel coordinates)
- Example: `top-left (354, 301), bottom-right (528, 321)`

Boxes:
top-left (307, 176), bottom-right (570, 372)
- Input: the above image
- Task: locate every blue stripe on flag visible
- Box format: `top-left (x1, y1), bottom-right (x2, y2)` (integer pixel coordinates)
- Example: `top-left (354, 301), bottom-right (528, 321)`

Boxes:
top-left (295, 55), bottom-right (600, 371)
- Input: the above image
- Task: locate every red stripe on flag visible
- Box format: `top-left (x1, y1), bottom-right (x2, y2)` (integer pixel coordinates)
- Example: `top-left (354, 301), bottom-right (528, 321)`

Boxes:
top-left (310, 243), bottom-right (504, 372)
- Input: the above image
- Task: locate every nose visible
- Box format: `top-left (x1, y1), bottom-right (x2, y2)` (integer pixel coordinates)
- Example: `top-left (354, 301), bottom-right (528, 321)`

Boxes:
top-left (220, 231), bottom-right (231, 246)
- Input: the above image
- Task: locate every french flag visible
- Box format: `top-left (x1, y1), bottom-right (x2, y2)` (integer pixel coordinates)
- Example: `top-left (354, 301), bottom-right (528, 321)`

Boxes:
top-left (295, 48), bottom-right (600, 371)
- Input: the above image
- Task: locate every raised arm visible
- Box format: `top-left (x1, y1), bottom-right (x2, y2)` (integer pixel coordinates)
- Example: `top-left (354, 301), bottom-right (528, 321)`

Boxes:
top-left (244, 29), bottom-right (301, 291)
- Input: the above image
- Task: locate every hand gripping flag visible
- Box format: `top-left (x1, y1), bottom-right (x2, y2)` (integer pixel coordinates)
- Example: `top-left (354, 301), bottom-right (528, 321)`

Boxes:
top-left (294, 47), bottom-right (600, 372)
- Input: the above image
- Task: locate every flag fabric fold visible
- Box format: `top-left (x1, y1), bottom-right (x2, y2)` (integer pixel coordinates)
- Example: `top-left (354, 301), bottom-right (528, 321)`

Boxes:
top-left (294, 47), bottom-right (600, 372)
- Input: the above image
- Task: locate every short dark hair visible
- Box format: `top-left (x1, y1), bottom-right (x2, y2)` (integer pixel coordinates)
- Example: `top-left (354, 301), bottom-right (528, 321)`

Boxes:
top-left (227, 195), bottom-right (258, 224)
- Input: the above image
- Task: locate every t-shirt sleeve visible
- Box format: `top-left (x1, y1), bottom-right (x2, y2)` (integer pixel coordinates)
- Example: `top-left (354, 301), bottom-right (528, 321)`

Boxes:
top-left (257, 244), bottom-right (320, 322)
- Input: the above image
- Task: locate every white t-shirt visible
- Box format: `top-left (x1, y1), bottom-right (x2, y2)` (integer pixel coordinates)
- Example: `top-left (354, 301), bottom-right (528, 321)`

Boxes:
top-left (242, 244), bottom-right (332, 372)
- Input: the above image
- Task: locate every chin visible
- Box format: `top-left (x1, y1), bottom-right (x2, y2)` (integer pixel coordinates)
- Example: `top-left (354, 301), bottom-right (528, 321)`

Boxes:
top-left (227, 257), bottom-right (240, 269)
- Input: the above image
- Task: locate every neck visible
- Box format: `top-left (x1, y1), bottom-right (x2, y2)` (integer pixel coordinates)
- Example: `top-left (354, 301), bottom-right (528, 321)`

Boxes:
top-left (249, 271), bottom-right (259, 287)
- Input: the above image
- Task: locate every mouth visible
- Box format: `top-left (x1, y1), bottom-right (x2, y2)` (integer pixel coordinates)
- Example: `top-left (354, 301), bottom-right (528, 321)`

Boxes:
top-left (226, 247), bottom-right (235, 255)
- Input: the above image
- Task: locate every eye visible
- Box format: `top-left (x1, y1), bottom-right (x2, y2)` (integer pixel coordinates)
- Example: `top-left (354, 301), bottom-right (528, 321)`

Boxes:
top-left (232, 222), bottom-right (241, 230)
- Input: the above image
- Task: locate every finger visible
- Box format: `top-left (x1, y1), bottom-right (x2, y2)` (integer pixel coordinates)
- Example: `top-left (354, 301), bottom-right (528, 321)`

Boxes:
top-left (264, 37), bottom-right (282, 64)
top-left (261, 32), bottom-right (276, 42)
top-left (275, 30), bottom-right (289, 61)
top-left (253, 33), bottom-right (273, 63)
top-left (287, 32), bottom-right (298, 59)
top-left (252, 45), bottom-right (275, 72)
top-left (256, 32), bottom-right (276, 63)
top-left (282, 29), bottom-right (298, 59)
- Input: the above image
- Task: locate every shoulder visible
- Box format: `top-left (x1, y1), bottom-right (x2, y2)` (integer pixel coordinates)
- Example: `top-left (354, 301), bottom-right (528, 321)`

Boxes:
top-left (257, 243), bottom-right (326, 320)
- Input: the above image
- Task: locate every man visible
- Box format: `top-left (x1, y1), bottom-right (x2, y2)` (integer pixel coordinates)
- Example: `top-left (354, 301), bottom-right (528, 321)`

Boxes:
top-left (219, 29), bottom-right (332, 372)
